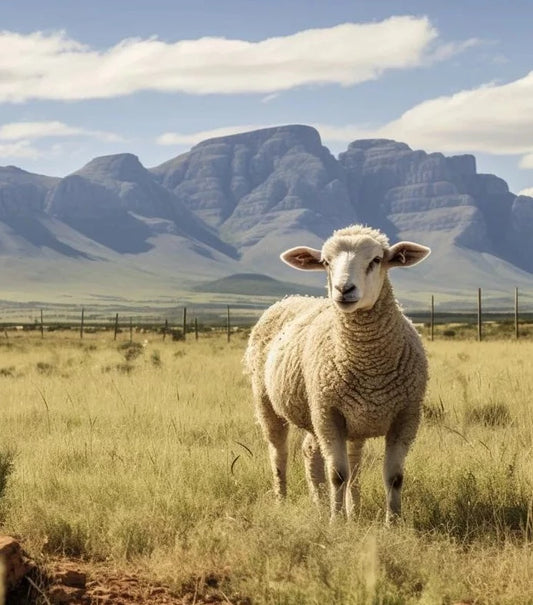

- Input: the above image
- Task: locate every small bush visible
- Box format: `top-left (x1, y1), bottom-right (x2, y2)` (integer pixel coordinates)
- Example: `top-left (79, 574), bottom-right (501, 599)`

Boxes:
top-left (36, 361), bottom-right (55, 375)
top-left (443, 329), bottom-right (456, 338)
top-left (0, 366), bottom-right (15, 377)
top-left (118, 341), bottom-right (143, 361)
top-left (151, 350), bottom-right (162, 367)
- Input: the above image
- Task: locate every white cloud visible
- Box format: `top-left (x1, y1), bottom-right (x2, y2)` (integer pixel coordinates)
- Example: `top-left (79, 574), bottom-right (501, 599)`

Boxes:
top-left (261, 93), bottom-right (280, 104)
top-left (0, 140), bottom-right (39, 159)
top-left (347, 71), bottom-right (533, 158)
top-left (0, 121), bottom-right (122, 142)
top-left (519, 154), bottom-right (533, 169)
top-left (0, 120), bottom-right (122, 161)
top-left (423, 37), bottom-right (481, 63)
top-left (0, 17), bottom-right (464, 102)
top-left (518, 187), bottom-right (533, 197)
top-left (156, 124), bottom-right (270, 146)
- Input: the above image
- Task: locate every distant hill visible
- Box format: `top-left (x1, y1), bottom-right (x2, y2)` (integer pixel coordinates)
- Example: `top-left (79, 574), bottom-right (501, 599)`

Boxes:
top-left (1, 124), bottom-right (533, 307)
top-left (192, 273), bottom-right (325, 297)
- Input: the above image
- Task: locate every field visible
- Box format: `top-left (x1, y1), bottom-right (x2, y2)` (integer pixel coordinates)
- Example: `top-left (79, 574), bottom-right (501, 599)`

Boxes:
top-left (0, 330), bottom-right (532, 604)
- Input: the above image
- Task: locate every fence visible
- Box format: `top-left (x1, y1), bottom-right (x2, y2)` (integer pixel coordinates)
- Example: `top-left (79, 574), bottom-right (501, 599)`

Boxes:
top-left (0, 304), bottom-right (238, 342)
top-left (1, 288), bottom-right (533, 342)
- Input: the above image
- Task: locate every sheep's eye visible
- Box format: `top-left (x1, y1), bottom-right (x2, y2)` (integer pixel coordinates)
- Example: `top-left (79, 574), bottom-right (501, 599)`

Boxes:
top-left (367, 257), bottom-right (382, 272)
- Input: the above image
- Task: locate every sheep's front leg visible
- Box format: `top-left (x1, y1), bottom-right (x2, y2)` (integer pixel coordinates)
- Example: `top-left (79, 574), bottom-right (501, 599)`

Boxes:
top-left (314, 408), bottom-right (349, 518)
top-left (383, 409), bottom-right (420, 524)
top-left (346, 438), bottom-right (365, 518)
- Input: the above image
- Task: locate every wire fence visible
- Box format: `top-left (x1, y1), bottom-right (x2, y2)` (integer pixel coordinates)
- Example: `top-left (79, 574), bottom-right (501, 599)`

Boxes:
top-left (1, 288), bottom-right (533, 342)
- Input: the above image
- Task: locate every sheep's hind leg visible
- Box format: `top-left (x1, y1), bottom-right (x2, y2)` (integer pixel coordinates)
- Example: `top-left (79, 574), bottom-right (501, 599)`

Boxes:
top-left (346, 438), bottom-right (365, 518)
top-left (256, 395), bottom-right (289, 499)
top-left (302, 432), bottom-right (325, 505)
top-left (383, 410), bottom-right (420, 525)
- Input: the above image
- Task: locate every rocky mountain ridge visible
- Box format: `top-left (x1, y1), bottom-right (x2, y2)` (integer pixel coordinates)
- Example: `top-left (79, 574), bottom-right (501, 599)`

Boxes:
top-left (1, 125), bottom-right (532, 305)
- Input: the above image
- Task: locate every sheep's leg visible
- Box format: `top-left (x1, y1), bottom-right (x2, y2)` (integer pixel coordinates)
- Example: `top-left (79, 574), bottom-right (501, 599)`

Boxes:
top-left (346, 438), bottom-right (365, 518)
top-left (256, 394), bottom-right (289, 499)
top-left (314, 408), bottom-right (348, 518)
top-left (302, 432), bottom-right (325, 505)
top-left (383, 410), bottom-right (420, 525)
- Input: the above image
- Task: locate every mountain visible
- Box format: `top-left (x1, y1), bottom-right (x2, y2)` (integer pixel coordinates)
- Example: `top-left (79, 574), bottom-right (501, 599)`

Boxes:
top-left (1, 125), bottom-right (533, 308)
top-left (151, 125), bottom-right (355, 273)
top-left (193, 273), bottom-right (325, 297)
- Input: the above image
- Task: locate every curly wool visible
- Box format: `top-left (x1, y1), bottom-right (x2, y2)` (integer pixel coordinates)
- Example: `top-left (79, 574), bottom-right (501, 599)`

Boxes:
top-left (244, 225), bottom-right (429, 520)
top-left (245, 278), bottom-right (427, 441)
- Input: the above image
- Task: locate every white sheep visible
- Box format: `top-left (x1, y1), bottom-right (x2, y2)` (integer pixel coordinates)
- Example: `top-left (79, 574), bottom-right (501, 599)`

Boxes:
top-left (244, 225), bottom-right (430, 522)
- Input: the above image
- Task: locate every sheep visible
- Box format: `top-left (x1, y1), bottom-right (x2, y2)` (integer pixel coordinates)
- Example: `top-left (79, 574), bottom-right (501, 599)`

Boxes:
top-left (244, 225), bottom-right (431, 522)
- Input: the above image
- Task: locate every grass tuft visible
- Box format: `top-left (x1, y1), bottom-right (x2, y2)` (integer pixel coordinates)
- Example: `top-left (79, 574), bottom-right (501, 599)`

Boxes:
top-left (466, 402), bottom-right (512, 427)
top-left (0, 447), bottom-right (16, 501)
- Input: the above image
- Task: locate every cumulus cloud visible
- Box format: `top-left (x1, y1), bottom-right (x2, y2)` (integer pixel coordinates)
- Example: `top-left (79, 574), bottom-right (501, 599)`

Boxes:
top-left (0, 17), bottom-right (467, 102)
top-left (327, 71), bottom-right (533, 169)
top-left (296, 72), bottom-right (533, 168)
top-left (0, 121), bottom-right (121, 142)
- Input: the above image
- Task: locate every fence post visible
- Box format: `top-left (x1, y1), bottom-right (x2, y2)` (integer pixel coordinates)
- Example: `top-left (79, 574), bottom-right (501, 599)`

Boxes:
top-left (515, 287), bottom-right (519, 340)
top-left (163, 318), bottom-right (168, 341)
top-left (195, 317), bottom-right (199, 341)
top-left (227, 305), bottom-right (231, 343)
top-left (477, 288), bottom-right (482, 342)
top-left (430, 294), bottom-right (434, 342)
top-left (80, 307), bottom-right (85, 339)
top-left (129, 317), bottom-right (133, 343)
top-left (183, 307), bottom-right (187, 340)
top-left (40, 309), bottom-right (44, 339)
top-left (114, 313), bottom-right (119, 341)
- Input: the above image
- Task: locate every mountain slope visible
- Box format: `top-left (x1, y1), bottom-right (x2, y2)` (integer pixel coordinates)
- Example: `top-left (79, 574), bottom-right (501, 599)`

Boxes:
top-left (1, 125), bottom-right (532, 307)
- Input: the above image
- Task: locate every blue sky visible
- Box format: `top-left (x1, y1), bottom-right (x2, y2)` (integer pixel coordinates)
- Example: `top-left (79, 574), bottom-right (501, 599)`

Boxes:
top-left (1, 0), bottom-right (532, 195)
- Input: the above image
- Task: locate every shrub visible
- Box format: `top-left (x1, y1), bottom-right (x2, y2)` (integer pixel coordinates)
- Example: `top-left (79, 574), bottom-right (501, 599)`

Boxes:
top-left (151, 350), bottom-right (162, 367)
top-left (118, 341), bottom-right (143, 361)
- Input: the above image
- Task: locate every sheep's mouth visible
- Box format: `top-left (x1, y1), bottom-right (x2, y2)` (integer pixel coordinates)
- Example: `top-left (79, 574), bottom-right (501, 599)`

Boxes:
top-left (334, 299), bottom-right (360, 312)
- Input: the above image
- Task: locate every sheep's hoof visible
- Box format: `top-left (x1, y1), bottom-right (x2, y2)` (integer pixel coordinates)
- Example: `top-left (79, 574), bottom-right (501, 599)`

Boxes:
top-left (384, 512), bottom-right (402, 527)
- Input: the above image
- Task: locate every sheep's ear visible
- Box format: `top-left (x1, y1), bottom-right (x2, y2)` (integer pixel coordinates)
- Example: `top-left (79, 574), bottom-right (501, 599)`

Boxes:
top-left (280, 246), bottom-right (325, 271)
top-left (386, 241), bottom-right (431, 268)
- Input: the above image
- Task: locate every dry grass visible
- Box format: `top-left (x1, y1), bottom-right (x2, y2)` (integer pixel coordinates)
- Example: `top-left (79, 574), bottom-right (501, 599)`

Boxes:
top-left (0, 331), bottom-right (532, 604)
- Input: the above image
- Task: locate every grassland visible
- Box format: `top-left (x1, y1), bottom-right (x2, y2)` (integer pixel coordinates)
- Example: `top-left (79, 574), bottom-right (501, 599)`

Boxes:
top-left (0, 330), bottom-right (532, 604)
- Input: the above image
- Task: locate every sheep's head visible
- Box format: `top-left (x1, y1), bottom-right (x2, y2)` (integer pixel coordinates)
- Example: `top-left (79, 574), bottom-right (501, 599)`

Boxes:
top-left (280, 225), bottom-right (430, 313)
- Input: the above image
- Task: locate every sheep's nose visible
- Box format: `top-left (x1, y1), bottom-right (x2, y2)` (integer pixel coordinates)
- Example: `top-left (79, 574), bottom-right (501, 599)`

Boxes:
top-left (334, 283), bottom-right (356, 295)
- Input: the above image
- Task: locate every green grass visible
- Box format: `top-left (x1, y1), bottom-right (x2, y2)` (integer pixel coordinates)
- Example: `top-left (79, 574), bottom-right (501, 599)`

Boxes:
top-left (0, 332), bottom-right (532, 603)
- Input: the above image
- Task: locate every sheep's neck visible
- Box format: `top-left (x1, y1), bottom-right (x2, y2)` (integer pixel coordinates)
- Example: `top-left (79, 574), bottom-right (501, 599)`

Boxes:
top-left (332, 278), bottom-right (405, 374)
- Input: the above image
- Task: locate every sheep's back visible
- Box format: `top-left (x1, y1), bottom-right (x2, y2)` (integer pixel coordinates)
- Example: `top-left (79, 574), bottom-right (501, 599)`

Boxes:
top-left (244, 296), bottom-right (325, 373)
top-left (245, 296), bottom-right (328, 429)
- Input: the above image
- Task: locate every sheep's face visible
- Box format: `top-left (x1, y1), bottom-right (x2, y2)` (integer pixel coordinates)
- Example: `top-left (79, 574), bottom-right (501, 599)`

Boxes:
top-left (281, 226), bottom-right (430, 313)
